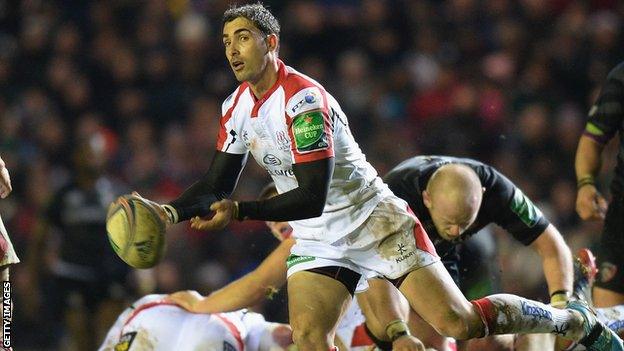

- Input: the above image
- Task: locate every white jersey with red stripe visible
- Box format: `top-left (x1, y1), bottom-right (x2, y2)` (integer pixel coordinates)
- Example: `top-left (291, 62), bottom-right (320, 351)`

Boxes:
top-left (217, 60), bottom-right (392, 243)
top-left (335, 299), bottom-right (375, 351)
top-left (98, 294), bottom-right (276, 351)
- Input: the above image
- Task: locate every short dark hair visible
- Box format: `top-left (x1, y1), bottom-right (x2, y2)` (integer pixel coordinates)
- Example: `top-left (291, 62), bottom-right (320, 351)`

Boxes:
top-left (223, 3), bottom-right (280, 37)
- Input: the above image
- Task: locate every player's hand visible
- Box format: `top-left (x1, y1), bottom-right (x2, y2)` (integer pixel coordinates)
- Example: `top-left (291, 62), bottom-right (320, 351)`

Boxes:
top-left (392, 335), bottom-right (426, 351)
top-left (167, 290), bottom-right (203, 312)
top-left (190, 199), bottom-right (235, 231)
top-left (0, 157), bottom-right (12, 199)
top-left (130, 191), bottom-right (175, 227)
top-left (576, 185), bottom-right (608, 220)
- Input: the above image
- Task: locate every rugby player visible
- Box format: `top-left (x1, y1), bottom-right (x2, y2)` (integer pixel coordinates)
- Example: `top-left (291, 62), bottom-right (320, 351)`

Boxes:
top-left (0, 155), bottom-right (20, 281)
top-left (0, 155), bottom-right (19, 351)
top-left (169, 183), bottom-right (428, 351)
top-left (98, 293), bottom-right (293, 351)
top-left (373, 155), bottom-right (574, 350)
top-left (32, 137), bottom-right (129, 349)
top-left (139, 4), bottom-right (622, 350)
top-left (576, 61), bottom-right (624, 310)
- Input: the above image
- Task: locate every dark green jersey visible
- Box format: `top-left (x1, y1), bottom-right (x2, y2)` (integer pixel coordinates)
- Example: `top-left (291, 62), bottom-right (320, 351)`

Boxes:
top-left (384, 156), bottom-right (549, 260)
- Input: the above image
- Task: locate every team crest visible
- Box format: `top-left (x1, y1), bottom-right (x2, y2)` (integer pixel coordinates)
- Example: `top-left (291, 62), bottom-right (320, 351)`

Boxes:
top-left (600, 262), bottom-right (618, 283)
top-left (114, 332), bottom-right (137, 351)
top-left (275, 130), bottom-right (290, 150)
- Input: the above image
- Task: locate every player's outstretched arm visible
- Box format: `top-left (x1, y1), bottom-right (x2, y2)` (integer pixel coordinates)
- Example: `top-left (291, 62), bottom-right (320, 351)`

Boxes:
top-left (575, 135), bottom-right (608, 221)
top-left (529, 224), bottom-right (574, 307)
top-left (191, 157), bottom-right (334, 231)
top-left (166, 151), bottom-right (247, 223)
top-left (168, 238), bottom-right (294, 313)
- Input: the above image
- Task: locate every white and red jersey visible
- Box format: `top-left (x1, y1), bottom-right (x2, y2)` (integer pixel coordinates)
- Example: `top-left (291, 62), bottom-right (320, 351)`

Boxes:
top-left (217, 60), bottom-right (392, 243)
top-left (98, 294), bottom-right (278, 351)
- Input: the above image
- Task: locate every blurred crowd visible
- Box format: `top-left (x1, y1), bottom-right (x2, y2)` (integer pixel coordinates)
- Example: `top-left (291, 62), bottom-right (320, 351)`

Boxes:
top-left (1, 0), bottom-right (623, 349)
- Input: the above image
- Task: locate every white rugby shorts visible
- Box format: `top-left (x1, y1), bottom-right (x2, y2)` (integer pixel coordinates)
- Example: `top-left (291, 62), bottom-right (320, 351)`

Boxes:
top-left (287, 195), bottom-right (439, 289)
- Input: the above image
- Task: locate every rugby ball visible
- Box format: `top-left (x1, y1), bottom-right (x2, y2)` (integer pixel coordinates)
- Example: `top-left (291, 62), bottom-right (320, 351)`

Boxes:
top-left (106, 195), bottom-right (166, 269)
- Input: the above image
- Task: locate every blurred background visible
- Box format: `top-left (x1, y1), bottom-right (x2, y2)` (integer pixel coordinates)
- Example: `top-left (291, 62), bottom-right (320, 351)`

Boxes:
top-left (0, 0), bottom-right (623, 349)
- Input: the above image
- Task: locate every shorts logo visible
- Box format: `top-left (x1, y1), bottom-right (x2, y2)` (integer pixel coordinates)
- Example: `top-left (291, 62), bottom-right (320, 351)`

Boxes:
top-left (600, 262), bottom-right (618, 283)
top-left (510, 189), bottom-right (542, 227)
top-left (397, 243), bottom-right (407, 255)
top-left (291, 111), bottom-right (328, 153)
top-left (521, 301), bottom-right (553, 321)
top-left (286, 254), bottom-right (315, 269)
top-left (114, 332), bottom-right (137, 351)
top-left (395, 242), bottom-right (415, 263)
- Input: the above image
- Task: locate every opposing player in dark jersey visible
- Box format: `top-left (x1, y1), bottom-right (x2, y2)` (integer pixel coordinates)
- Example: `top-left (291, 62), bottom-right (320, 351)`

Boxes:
top-left (384, 155), bottom-right (572, 296)
top-left (32, 136), bottom-right (129, 350)
top-left (576, 61), bottom-right (624, 310)
top-left (362, 155), bottom-right (572, 350)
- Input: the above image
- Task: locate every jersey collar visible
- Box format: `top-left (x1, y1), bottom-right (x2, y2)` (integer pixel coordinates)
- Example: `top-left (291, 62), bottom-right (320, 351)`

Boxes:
top-left (250, 59), bottom-right (287, 118)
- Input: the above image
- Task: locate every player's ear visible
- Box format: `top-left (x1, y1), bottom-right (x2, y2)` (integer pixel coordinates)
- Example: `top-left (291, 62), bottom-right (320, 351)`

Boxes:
top-left (422, 190), bottom-right (432, 209)
top-left (266, 34), bottom-right (278, 52)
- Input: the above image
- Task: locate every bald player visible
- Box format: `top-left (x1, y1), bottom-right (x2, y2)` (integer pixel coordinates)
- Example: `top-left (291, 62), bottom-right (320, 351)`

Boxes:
top-left (361, 155), bottom-right (573, 350)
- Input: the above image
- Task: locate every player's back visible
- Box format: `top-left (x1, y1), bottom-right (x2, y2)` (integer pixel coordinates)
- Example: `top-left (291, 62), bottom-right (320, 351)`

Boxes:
top-left (99, 295), bottom-right (247, 351)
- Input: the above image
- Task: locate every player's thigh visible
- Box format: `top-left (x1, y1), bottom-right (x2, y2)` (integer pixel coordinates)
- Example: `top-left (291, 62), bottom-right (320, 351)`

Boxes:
top-left (398, 261), bottom-right (480, 334)
top-left (595, 197), bottom-right (624, 305)
top-left (288, 270), bottom-right (352, 335)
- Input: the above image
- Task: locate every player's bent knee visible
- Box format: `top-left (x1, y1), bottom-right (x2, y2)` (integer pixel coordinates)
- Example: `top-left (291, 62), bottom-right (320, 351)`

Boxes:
top-left (430, 307), bottom-right (484, 340)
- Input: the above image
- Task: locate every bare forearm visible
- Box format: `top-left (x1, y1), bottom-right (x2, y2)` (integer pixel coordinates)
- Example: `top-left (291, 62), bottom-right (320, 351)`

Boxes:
top-left (532, 225), bottom-right (573, 294)
top-left (194, 239), bottom-right (293, 313)
top-left (195, 275), bottom-right (269, 313)
top-left (575, 136), bottom-right (604, 180)
top-left (542, 252), bottom-right (573, 295)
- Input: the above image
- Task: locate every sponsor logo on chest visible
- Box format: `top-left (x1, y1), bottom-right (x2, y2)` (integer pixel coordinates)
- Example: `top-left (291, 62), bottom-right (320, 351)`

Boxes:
top-left (263, 154), bottom-right (282, 166)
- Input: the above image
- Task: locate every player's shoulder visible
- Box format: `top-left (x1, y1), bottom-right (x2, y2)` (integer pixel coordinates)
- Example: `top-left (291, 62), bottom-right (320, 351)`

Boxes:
top-left (222, 83), bottom-right (250, 116)
top-left (282, 65), bottom-right (328, 117)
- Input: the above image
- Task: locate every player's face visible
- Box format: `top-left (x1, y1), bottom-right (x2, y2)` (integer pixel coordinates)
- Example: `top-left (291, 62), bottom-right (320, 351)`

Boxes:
top-left (423, 190), bottom-right (479, 241)
top-left (223, 17), bottom-right (270, 83)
